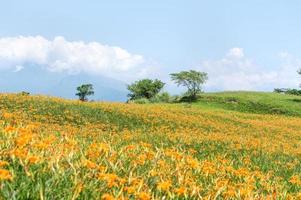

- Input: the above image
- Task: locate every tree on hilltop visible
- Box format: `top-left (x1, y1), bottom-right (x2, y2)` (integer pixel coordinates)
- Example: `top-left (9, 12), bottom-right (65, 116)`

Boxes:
top-left (170, 70), bottom-right (208, 100)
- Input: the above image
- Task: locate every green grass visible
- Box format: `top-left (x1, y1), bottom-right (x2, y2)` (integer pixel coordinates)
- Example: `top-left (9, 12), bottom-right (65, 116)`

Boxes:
top-left (194, 91), bottom-right (301, 117)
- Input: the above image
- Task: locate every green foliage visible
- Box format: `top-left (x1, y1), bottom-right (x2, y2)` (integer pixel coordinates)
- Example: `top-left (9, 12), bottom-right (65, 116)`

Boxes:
top-left (76, 84), bottom-right (94, 101)
top-left (274, 88), bottom-right (301, 96)
top-left (273, 70), bottom-right (301, 95)
top-left (129, 92), bottom-right (179, 104)
top-left (169, 95), bottom-right (182, 103)
top-left (18, 91), bottom-right (30, 96)
top-left (170, 70), bottom-right (208, 100)
top-left (274, 88), bottom-right (285, 93)
top-left (149, 92), bottom-right (172, 103)
top-left (127, 79), bottom-right (165, 100)
top-left (287, 89), bottom-right (301, 96)
top-left (156, 92), bottom-right (172, 103)
top-left (129, 98), bottom-right (150, 104)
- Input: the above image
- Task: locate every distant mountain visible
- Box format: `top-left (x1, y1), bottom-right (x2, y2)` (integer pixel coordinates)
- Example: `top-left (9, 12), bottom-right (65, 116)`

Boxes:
top-left (0, 66), bottom-right (128, 102)
top-left (48, 73), bottom-right (128, 102)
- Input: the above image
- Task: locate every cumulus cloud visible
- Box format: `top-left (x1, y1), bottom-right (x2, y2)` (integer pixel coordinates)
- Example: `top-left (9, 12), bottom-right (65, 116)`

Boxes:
top-left (198, 48), bottom-right (300, 91)
top-left (1, 36), bottom-right (300, 91)
top-left (226, 47), bottom-right (245, 58)
top-left (0, 36), bottom-right (151, 80)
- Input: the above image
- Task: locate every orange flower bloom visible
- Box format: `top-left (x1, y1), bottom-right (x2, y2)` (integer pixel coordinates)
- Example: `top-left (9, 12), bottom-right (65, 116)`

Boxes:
top-left (0, 161), bottom-right (9, 167)
top-left (0, 169), bottom-right (13, 181)
top-left (137, 192), bottom-right (150, 200)
top-left (84, 160), bottom-right (97, 169)
top-left (175, 187), bottom-right (186, 196)
top-left (101, 193), bottom-right (114, 200)
top-left (27, 156), bottom-right (40, 164)
top-left (157, 181), bottom-right (172, 192)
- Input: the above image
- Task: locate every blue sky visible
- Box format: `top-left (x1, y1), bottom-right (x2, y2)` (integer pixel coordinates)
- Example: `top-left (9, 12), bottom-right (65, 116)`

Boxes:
top-left (0, 0), bottom-right (301, 94)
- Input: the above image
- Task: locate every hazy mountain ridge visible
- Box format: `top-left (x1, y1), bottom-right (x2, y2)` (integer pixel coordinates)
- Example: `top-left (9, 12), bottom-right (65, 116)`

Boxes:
top-left (0, 66), bottom-right (128, 102)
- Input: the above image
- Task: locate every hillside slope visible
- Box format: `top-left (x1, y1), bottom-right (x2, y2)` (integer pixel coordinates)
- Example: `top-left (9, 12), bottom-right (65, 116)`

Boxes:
top-left (195, 91), bottom-right (301, 117)
top-left (0, 94), bottom-right (301, 199)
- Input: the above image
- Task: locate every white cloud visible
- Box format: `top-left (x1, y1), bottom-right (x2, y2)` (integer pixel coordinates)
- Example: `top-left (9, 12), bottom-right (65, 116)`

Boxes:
top-left (13, 65), bottom-right (24, 72)
top-left (0, 36), bottom-right (151, 81)
top-left (226, 47), bottom-right (244, 59)
top-left (1, 36), bottom-right (300, 91)
top-left (198, 48), bottom-right (301, 91)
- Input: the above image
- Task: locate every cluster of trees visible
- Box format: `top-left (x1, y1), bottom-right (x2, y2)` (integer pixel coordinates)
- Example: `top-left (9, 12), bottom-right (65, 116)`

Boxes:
top-left (274, 69), bottom-right (301, 96)
top-left (76, 68), bottom-right (301, 102)
top-left (126, 70), bottom-right (208, 103)
top-left (274, 88), bottom-right (301, 96)
top-left (76, 70), bottom-right (208, 102)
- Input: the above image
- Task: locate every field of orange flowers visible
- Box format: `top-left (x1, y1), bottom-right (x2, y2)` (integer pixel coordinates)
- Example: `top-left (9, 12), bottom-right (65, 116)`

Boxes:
top-left (0, 94), bottom-right (301, 199)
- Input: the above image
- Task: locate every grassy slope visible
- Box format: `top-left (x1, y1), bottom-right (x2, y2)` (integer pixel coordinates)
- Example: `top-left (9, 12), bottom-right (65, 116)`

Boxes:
top-left (0, 94), bottom-right (301, 199)
top-left (194, 91), bottom-right (301, 117)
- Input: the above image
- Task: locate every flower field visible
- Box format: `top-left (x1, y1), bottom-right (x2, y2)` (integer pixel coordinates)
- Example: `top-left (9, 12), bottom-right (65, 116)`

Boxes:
top-left (0, 94), bottom-right (301, 199)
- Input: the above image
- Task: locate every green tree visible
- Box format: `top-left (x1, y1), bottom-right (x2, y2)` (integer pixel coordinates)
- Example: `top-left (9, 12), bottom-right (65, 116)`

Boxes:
top-left (170, 70), bottom-right (208, 100)
top-left (127, 79), bottom-right (165, 100)
top-left (76, 84), bottom-right (94, 101)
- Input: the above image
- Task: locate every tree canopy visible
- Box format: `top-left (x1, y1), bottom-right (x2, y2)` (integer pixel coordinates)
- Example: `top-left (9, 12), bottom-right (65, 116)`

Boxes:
top-left (76, 84), bottom-right (94, 101)
top-left (127, 79), bottom-right (165, 100)
top-left (170, 70), bottom-right (208, 100)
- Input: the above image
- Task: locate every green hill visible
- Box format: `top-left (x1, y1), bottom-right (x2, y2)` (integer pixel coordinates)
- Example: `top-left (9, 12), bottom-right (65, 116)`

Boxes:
top-left (194, 91), bottom-right (301, 117)
top-left (0, 93), bottom-right (301, 199)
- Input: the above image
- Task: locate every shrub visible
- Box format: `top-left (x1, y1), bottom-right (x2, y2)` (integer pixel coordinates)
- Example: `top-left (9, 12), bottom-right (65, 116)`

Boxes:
top-left (274, 88), bottom-right (301, 96)
top-left (18, 91), bottom-right (30, 96)
top-left (129, 98), bottom-right (150, 104)
top-left (150, 92), bottom-right (172, 103)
